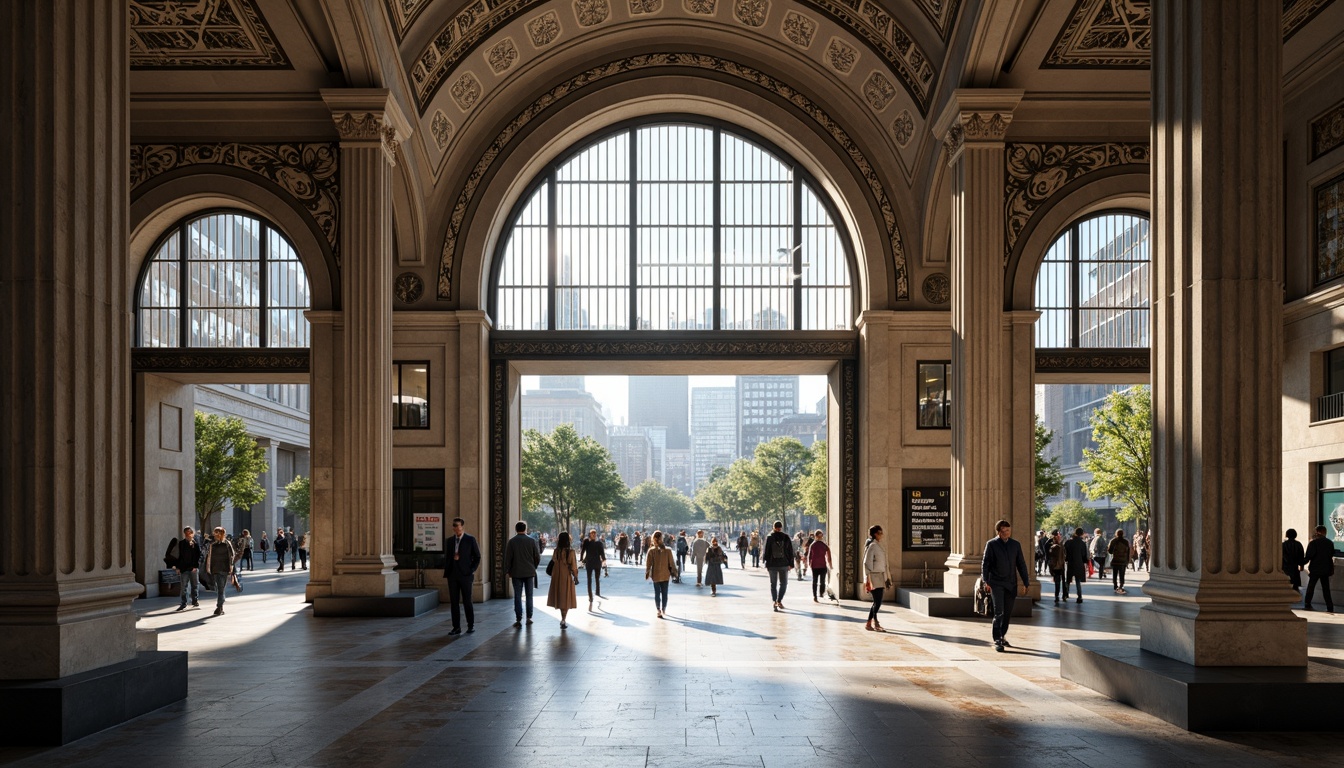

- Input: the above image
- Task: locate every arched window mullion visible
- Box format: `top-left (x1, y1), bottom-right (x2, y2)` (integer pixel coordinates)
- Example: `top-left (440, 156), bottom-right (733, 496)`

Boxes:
top-left (1069, 221), bottom-right (1080, 348)
top-left (259, 222), bottom-right (270, 348)
top-left (628, 127), bottom-right (638, 331)
top-left (546, 170), bottom-right (557, 331)
top-left (178, 219), bottom-right (188, 348)
top-left (792, 167), bottom-right (802, 331)
top-left (712, 127), bottom-right (722, 331)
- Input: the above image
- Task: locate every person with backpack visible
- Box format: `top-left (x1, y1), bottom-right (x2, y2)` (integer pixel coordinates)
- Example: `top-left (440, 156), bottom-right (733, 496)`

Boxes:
top-left (170, 526), bottom-right (204, 611)
top-left (675, 531), bottom-right (689, 583)
top-left (737, 531), bottom-right (749, 568)
top-left (763, 521), bottom-right (794, 611)
top-left (1046, 529), bottom-right (1067, 604)
top-left (1107, 529), bottom-right (1131, 594)
top-left (203, 526), bottom-right (236, 616)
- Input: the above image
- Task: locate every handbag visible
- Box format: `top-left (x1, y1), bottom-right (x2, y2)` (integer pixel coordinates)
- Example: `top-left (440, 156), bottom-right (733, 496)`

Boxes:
top-left (545, 558), bottom-right (555, 576)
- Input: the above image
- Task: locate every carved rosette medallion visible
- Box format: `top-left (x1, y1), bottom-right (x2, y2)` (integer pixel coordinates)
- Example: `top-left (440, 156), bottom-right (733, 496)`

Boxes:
top-left (575, 0), bottom-right (610, 27)
top-left (890, 110), bottom-right (914, 147)
top-left (781, 11), bottom-right (816, 48)
top-left (921, 273), bottom-right (949, 305)
top-left (527, 11), bottom-right (562, 48)
top-left (826, 38), bottom-right (858, 74)
top-left (862, 71), bottom-right (896, 111)
top-left (431, 111), bottom-right (453, 151)
top-left (733, 0), bottom-right (769, 27)
top-left (684, 0), bottom-right (717, 13)
top-left (629, 0), bottom-right (663, 14)
top-left (451, 72), bottom-right (483, 111)
top-left (486, 38), bottom-right (519, 74)
top-left (394, 272), bottom-right (425, 304)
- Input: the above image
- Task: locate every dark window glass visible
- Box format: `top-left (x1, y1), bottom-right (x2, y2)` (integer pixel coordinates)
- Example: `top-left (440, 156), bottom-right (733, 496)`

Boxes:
top-left (917, 361), bottom-right (951, 429)
top-left (392, 362), bottom-right (430, 429)
top-left (1034, 212), bottom-right (1149, 349)
top-left (392, 469), bottom-right (445, 569)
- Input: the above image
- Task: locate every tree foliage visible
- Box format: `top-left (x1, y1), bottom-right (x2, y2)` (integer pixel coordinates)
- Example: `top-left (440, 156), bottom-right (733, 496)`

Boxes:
top-left (742, 437), bottom-right (812, 530)
top-left (1081, 386), bottom-right (1152, 528)
top-left (284, 475), bottom-right (310, 522)
top-left (1041, 498), bottom-right (1101, 534)
top-left (1034, 416), bottom-right (1065, 525)
top-left (797, 440), bottom-right (828, 523)
top-left (194, 412), bottom-right (268, 531)
top-left (631, 480), bottom-right (695, 526)
top-left (520, 424), bottom-right (626, 535)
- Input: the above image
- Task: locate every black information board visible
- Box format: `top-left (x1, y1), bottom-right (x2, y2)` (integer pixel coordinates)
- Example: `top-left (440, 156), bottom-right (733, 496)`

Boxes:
top-left (904, 487), bottom-right (951, 550)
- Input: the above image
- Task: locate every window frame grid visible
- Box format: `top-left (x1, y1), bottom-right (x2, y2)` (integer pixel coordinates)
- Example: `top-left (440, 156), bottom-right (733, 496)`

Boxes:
top-left (1035, 210), bottom-right (1151, 350)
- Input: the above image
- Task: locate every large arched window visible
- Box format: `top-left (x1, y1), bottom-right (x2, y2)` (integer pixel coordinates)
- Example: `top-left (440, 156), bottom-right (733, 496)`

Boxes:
top-left (136, 211), bottom-right (310, 348)
top-left (1034, 211), bottom-right (1150, 348)
top-left (492, 121), bottom-right (855, 331)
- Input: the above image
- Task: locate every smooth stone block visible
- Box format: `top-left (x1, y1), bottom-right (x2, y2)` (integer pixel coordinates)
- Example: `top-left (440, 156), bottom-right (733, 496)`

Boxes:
top-left (0, 651), bottom-right (188, 746)
top-left (896, 588), bottom-right (1033, 617)
top-left (1060, 639), bottom-right (1344, 731)
top-left (312, 589), bottom-right (439, 617)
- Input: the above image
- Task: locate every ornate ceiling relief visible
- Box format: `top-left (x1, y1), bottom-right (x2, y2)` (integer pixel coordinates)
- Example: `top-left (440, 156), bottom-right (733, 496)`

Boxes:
top-left (630, 0), bottom-right (665, 13)
top-left (411, 0), bottom-right (536, 111)
top-left (1003, 142), bottom-right (1149, 264)
top-left (528, 11), bottom-right (564, 47)
top-left (431, 111), bottom-right (454, 150)
top-left (862, 71), bottom-right (896, 111)
top-left (486, 38), bottom-right (521, 74)
top-left (1284, 0), bottom-right (1337, 41)
top-left (684, 0), bottom-right (718, 12)
top-left (130, 143), bottom-right (340, 264)
top-left (383, 0), bottom-right (434, 42)
top-left (437, 53), bottom-right (910, 302)
top-left (921, 272), bottom-right (949, 304)
top-left (1312, 99), bottom-right (1344, 161)
top-left (781, 11), bottom-right (818, 48)
top-left (1043, 0), bottom-right (1150, 68)
top-left (452, 73), bottom-right (484, 111)
top-left (890, 109), bottom-right (914, 147)
top-left (913, 0), bottom-right (963, 41)
top-left (826, 38), bottom-right (859, 74)
top-left (129, 0), bottom-right (289, 68)
top-left (575, 0), bottom-right (611, 26)
top-left (734, 0), bottom-right (771, 26)
top-left (809, 0), bottom-right (936, 113)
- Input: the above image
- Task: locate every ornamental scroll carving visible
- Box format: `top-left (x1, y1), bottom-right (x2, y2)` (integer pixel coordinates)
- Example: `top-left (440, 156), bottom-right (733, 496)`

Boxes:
top-left (130, 142), bottom-right (340, 266)
top-left (1003, 142), bottom-right (1149, 265)
top-left (130, 0), bottom-right (290, 69)
top-left (1311, 98), bottom-right (1344, 161)
top-left (942, 111), bottom-right (1012, 157)
top-left (332, 111), bottom-right (401, 163)
top-left (437, 53), bottom-right (910, 302)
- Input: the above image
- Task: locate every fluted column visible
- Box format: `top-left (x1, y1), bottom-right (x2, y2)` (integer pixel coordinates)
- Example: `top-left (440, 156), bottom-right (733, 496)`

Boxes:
top-left (934, 91), bottom-right (1023, 596)
top-left (0, 0), bottom-right (142, 679)
top-left (1141, 1), bottom-right (1303, 666)
top-left (321, 90), bottom-right (412, 598)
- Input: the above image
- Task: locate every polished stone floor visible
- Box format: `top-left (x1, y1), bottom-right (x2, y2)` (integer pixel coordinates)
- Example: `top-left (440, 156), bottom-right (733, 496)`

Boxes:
top-left (2, 555), bottom-right (1340, 767)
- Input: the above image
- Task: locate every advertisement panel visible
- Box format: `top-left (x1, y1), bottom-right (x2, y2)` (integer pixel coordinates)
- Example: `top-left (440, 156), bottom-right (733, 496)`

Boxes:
top-left (904, 487), bottom-right (951, 550)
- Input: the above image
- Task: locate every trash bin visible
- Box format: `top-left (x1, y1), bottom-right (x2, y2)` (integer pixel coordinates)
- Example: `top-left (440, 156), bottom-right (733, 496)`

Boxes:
top-left (159, 568), bottom-right (181, 598)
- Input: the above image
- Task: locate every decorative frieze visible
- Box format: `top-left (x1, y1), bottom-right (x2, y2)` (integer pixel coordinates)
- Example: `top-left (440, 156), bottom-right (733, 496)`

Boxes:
top-left (130, 0), bottom-right (289, 68)
top-left (382, 0), bottom-right (434, 42)
top-left (490, 336), bottom-right (858, 359)
top-left (527, 11), bottom-right (563, 47)
top-left (781, 11), bottom-right (817, 48)
top-left (734, 0), bottom-right (769, 27)
top-left (131, 349), bottom-right (311, 373)
top-left (1043, 0), bottom-right (1151, 68)
top-left (862, 71), bottom-right (896, 111)
top-left (913, 0), bottom-right (963, 41)
top-left (451, 72), bottom-right (483, 111)
top-left (1034, 348), bottom-right (1148, 374)
top-left (826, 38), bottom-right (858, 74)
top-left (486, 38), bottom-right (520, 74)
top-left (575, 0), bottom-right (610, 26)
top-left (1311, 98), bottom-right (1344, 160)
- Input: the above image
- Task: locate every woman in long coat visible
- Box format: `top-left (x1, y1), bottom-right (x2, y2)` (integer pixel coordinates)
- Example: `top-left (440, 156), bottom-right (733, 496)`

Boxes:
top-left (704, 537), bottom-right (726, 596)
top-left (547, 531), bottom-right (579, 628)
top-left (644, 530), bottom-right (677, 618)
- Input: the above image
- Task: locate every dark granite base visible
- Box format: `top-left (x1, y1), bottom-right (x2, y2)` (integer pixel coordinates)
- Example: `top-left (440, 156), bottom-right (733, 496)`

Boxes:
top-left (1061, 639), bottom-right (1344, 731)
top-left (896, 588), bottom-right (1033, 618)
top-left (312, 589), bottom-right (439, 617)
top-left (0, 651), bottom-right (188, 746)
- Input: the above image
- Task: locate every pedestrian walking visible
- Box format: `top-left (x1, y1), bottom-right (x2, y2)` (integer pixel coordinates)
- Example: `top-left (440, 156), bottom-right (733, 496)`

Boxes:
top-left (1035, 530), bottom-right (1050, 576)
top-left (704, 537), bottom-right (726, 596)
top-left (1046, 530), bottom-right (1066, 604)
top-left (862, 525), bottom-right (888, 631)
top-left (981, 519), bottom-right (1030, 652)
top-left (1107, 529), bottom-right (1131, 593)
top-left (203, 526), bottom-right (236, 616)
top-left (287, 527), bottom-right (299, 570)
top-left (298, 532), bottom-right (309, 570)
top-left (546, 531), bottom-right (579, 628)
top-left (763, 521), bottom-right (794, 610)
top-left (580, 528), bottom-right (607, 607)
top-left (1283, 529), bottom-right (1306, 595)
top-left (809, 529), bottom-right (832, 602)
top-left (737, 531), bottom-right (749, 568)
top-left (795, 531), bottom-right (809, 580)
top-left (675, 531), bottom-right (689, 582)
top-left (631, 531), bottom-right (643, 566)
top-left (238, 529), bottom-right (254, 571)
top-left (445, 517), bottom-right (481, 635)
top-left (617, 531), bottom-right (629, 564)
top-left (691, 530), bottom-right (710, 587)
top-left (749, 530), bottom-right (761, 568)
top-left (1090, 528), bottom-right (1108, 579)
top-left (644, 530), bottom-right (677, 618)
top-left (259, 531), bottom-right (269, 564)
top-left (274, 528), bottom-right (289, 572)
top-left (505, 521), bottom-right (542, 627)
top-left (1064, 527), bottom-right (1088, 603)
top-left (170, 527), bottom-right (203, 611)
top-left (1303, 525), bottom-right (1337, 613)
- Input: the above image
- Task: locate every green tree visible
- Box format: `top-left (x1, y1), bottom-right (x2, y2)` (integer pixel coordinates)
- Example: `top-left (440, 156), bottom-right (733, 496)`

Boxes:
top-left (727, 458), bottom-right (767, 531)
top-left (520, 424), bottom-right (626, 535)
top-left (745, 437), bottom-right (812, 530)
top-left (1081, 386), bottom-right (1152, 528)
top-left (1034, 416), bottom-right (1065, 526)
top-left (194, 412), bottom-right (268, 531)
top-left (284, 475), bottom-right (311, 523)
top-left (631, 480), bottom-right (695, 527)
top-left (1041, 498), bottom-right (1101, 534)
top-left (797, 440), bottom-right (828, 523)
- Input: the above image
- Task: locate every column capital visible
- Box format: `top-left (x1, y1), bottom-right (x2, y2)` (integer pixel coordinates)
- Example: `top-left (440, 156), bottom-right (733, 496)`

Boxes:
top-left (933, 89), bottom-right (1024, 160)
top-left (320, 88), bottom-right (414, 164)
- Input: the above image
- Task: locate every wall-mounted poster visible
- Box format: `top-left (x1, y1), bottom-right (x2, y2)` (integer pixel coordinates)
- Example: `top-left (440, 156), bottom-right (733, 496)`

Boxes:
top-left (1316, 172), bottom-right (1344, 286)
top-left (1322, 490), bottom-right (1344, 547)
top-left (904, 487), bottom-right (951, 550)
top-left (414, 512), bottom-right (444, 552)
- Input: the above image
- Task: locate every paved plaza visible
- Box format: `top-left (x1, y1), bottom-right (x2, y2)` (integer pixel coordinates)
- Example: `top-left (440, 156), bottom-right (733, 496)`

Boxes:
top-left (2, 555), bottom-right (1339, 768)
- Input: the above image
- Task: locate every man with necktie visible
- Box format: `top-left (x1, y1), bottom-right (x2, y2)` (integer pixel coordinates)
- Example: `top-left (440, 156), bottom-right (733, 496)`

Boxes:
top-left (445, 517), bottom-right (482, 635)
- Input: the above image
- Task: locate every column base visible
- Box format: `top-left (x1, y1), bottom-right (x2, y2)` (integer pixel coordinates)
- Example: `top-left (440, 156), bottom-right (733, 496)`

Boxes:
top-left (1139, 604), bottom-right (1308, 666)
top-left (0, 651), bottom-right (188, 746)
top-left (942, 567), bottom-right (982, 597)
top-left (330, 569), bottom-right (398, 598)
top-left (1061, 640), bottom-right (1344, 731)
top-left (897, 588), bottom-right (1033, 617)
top-left (312, 589), bottom-right (439, 617)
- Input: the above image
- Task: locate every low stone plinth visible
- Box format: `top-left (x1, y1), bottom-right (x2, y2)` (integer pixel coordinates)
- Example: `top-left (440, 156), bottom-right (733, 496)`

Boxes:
top-left (896, 588), bottom-right (1033, 618)
top-left (0, 651), bottom-right (188, 745)
top-left (1061, 639), bottom-right (1344, 731)
top-left (312, 589), bottom-right (439, 617)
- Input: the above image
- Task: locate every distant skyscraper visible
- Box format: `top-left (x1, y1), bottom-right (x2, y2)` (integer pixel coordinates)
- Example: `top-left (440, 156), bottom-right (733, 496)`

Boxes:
top-left (629, 376), bottom-right (689, 450)
top-left (521, 384), bottom-right (609, 447)
top-left (691, 386), bottom-right (737, 490)
top-left (664, 448), bottom-right (694, 497)
top-left (737, 375), bottom-right (799, 457)
top-left (538, 376), bottom-right (585, 391)
top-left (609, 427), bottom-right (654, 489)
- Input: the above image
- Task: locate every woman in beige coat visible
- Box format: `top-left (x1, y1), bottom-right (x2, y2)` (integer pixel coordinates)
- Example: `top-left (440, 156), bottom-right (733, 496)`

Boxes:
top-left (547, 531), bottom-right (579, 628)
top-left (644, 530), bottom-right (678, 618)
top-left (863, 524), bottom-right (889, 632)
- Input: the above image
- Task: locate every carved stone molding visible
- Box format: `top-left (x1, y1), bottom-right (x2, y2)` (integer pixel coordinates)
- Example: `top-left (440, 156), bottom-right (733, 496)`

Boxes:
top-left (1035, 348), bottom-right (1150, 374)
top-left (451, 73), bottom-right (484, 111)
top-left (684, 0), bottom-right (717, 13)
top-left (1311, 98), bottom-right (1344, 161)
top-left (839, 358), bottom-right (858, 597)
top-left (431, 111), bottom-right (454, 150)
top-left (954, 111), bottom-right (1012, 141)
top-left (862, 71), bottom-right (896, 111)
top-left (629, 0), bottom-right (664, 13)
top-left (486, 38), bottom-right (520, 74)
top-left (527, 11), bottom-right (563, 47)
top-left (382, 0), bottom-right (434, 42)
top-left (890, 109), bottom-right (914, 147)
top-left (130, 0), bottom-right (290, 69)
top-left (331, 111), bottom-right (401, 163)
top-left (1044, 0), bottom-right (1151, 69)
top-left (921, 272), bottom-right (949, 304)
top-left (490, 335), bottom-right (859, 359)
top-left (781, 10), bottom-right (817, 48)
top-left (131, 348), bottom-right (311, 373)
top-left (914, 0), bottom-right (963, 41)
top-left (130, 142), bottom-right (340, 265)
top-left (489, 359), bottom-right (509, 596)
top-left (1003, 142), bottom-right (1150, 264)
top-left (394, 272), bottom-right (425, 304)
top-left (1284, 0), bottom-right (1335, 41)
top-left (575, 0), bottom-right (611, 26)
top-left (942, 123), bottom-right (963, 156)
top-left (437, 53), bottom-right (909, 302)
top-left (734, 0), bottom-right (770, 27)
top-left (826, 38), bottom-right (859, 74)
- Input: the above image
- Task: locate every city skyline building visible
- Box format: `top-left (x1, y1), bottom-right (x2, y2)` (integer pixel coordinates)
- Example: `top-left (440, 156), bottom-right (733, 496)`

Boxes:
top-left (609, 427), bottom-right (654, 489)
top-left (737, 375), bottom-right (800, 457)
top-left (520, 384), bottom-right (610, 448)
top-left (691, 386), bottom-right (738, 491)
top-left (629, 376), bottom-right (690, 450)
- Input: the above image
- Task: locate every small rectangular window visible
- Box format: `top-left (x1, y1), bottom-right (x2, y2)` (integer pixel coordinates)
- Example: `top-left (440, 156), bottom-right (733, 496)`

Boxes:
top-left (1321, 348), bottom-right (1344, 422)
top-left (917, 361), bottom-right (952, 429)
top-left (392, 361), bottom-right (430, 429)
top-left (1317, 461), bottom-right (1344, 548)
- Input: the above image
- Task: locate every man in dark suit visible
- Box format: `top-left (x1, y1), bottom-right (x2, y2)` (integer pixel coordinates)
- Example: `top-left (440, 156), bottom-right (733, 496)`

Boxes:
top-left (1283, 528), bottom-right (1306, 595)
top-left (445, 517), bottom-right (482, 634)
top-left (981, 519), bottom-right (1030, 652)
top-left (1303, 525), bottom-right (1337, 614)
top-left (1064, 527), bottom-right (1089, 604)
